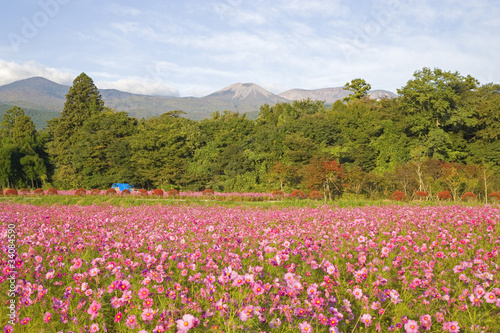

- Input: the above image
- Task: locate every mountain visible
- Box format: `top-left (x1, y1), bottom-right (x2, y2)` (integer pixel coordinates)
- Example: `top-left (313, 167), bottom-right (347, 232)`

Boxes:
top-left (0, 78), bottom-right (291, 120)
top-left (0, 77), bottom-right (397, 126)
top-left (203, 83), bottom-right (289, 113)
top-left (278, 87), bottom-right (397, 103)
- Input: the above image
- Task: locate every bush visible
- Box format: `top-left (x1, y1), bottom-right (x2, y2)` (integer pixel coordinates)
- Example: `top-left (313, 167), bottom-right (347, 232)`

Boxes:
top-left (461, 192), bottom-right (477, 201)
top-left (121, 189), bottom-right (131, 196)
top-left (90, 189), bottom-right (101, 195)
top-left (105, 188), bottom-right (117, 196)
top-left (291, 189), bottom-right (306, 199)
top-left (438, 191), bottom-right (452, 200)
top-left (4, 188), bottom-right (18, 196)
top-left (0, 188), bottom-right (2, 195)
top-left (167, 189), bottom-right (179, 197)
top-left (152, 189), bottom-right (164, 197)
top-left (489, 192), bottom-right (500, 201)
top-left (19, 188), bottom-right (30, 195)
top-left (75, 188), bottom-right (86, 196)
top-left (34, 188), bottom-right (44, 195)
top-left (47, 187), bottom-right (58, 195)
top-left (271, 190), bottom-right (284, 200)
top-left (138, 189), bottom-right (149, 196)
top-left (202, 189), bottom-right (214, 196)
top-left (309, 191), bottom-right (323, 200)
top-left (392, 190), bottom-right (406, 201)
top-left (414, 191), bottom-right (428, 199)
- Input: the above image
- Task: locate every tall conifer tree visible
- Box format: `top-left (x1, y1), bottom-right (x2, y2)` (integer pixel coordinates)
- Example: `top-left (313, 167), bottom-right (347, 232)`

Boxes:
top-left (49, 73), bottom-right (104, 188)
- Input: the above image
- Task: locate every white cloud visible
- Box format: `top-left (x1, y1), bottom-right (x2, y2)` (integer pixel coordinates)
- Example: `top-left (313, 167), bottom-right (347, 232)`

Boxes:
top-left (0, 59), bottom-right (75, 85)
top-left (97, 77), bottom-right (179, 97)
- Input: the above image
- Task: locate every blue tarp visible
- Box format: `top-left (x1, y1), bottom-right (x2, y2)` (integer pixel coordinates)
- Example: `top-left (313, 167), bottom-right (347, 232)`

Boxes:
top-left (111, 183), bottom-right (134, 191)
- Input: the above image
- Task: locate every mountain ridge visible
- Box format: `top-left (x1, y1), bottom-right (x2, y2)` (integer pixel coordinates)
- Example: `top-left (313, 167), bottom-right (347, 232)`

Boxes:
top-left (0, 77), bottom-right (396, 121)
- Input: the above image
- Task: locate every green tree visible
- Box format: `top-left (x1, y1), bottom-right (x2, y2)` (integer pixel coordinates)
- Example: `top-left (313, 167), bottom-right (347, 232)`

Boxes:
top-left (49, 73), bottom-right (104, 188)
top-left (0, 106), bottom-right (47, 188)
top-left (72, 109), bottom-right (137, 188)
top-left (343, 78), bottom-right (371, 103)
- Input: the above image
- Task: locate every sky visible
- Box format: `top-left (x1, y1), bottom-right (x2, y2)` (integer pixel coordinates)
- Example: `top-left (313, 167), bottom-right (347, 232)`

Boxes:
top-left (1, 0), bottom-right (499, 97)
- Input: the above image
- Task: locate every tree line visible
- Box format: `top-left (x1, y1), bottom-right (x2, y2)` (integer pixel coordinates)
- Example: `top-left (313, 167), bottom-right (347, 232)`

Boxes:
top-left (1, 68), bottom-right (499, 201)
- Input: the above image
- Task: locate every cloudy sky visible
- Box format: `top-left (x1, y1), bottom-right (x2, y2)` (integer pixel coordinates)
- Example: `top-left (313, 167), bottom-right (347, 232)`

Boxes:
top-left (1, 0), bottom-right (499, 97)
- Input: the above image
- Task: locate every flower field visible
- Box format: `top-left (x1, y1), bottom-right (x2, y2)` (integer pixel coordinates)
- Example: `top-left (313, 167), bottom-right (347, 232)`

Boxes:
top-left (1, 202), bottom-right (499, 333)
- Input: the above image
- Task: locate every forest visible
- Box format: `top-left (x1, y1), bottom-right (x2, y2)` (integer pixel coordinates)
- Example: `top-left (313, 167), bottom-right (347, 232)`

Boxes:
top-left (1, 67), bottom-right (499, 201)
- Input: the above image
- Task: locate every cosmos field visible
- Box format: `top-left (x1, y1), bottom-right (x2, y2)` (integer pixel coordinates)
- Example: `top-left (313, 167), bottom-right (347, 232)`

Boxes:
top-left (1, 202), bottom-right (499, 333)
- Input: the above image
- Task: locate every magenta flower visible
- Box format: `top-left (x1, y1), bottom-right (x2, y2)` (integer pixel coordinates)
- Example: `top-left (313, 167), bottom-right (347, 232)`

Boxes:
top-left (138, 287), bottom-right (150, 300)
top-left (239, 305), bottom-right (254, 321)
top-left (443, 321), bottom-right (460, 333)
top-left (352, 287), bottom-right (363, 299)
top-left (404, 320), bottom-right (419, 333)
top-left (125, 314), bottom-right (137, 329)
top-left (484, 292), bottom-right (496, 303)
top-left (176, 314), bottom-right (195, 331)
top-left (141, 308), bottom-right (155, 322)
top-left (360, 313), bottom-right (372, 327)
top-left (87, 300), bottom-right (101, 320)
top-left (43, 312), bottom-right (51, 323)
top-left (114, 311), bottom-right (123, 322)
top-left (298, 321), bottom-right (313, 333)
top-left (89, 323), bottom-right (99, 333)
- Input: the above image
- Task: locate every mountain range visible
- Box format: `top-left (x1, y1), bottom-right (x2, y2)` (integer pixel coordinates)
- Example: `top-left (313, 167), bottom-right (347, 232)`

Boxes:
top-left (0, 77), bottom-right (396, 125)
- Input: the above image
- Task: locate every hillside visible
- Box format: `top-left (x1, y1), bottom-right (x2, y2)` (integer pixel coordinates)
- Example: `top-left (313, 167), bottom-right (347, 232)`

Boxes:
top-left (0, 77), bottom-right (397, 124)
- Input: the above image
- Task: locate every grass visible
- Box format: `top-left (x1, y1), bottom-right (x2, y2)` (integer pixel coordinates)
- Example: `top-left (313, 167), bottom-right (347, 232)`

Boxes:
top-left (0, 194), bottom-right (491, 208)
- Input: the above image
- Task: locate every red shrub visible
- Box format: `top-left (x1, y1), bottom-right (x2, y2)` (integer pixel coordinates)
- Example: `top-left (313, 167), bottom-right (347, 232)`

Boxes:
top-left (152, 189), bottom-right (164, 197)
top-left (271, 190), bottom-right (284, 200)
top-left (291, 189), bottom-right (306, 199)
top-left (138, 189), bottom-right (149, 196)
top-left (4, 188), bottom-right (18, 196)
top-left (438, 191), bottom-right (452, 200)
top-left (0, 188), bottom-right (2, 195)
top-left (121, 189), bottom-right (131, 196)
top-left (461, 192), bottom-right (477, 201)
top-left (309, 191), bottom-right (323, 200)
top-left (47, 187), bottom-right (58, 195)
top-left (489, 192), bottom-right (500, 201)
top-left (20, 188), bottom-right (30, 195)
top-left (392, 190), bottom-right (406, 201)
top-left (105, 188), bottom-right (117, 196)
top-left (34, 188), bottom-right (44, 195)
top-left (414, 191), bottom-right (428, 198)
top-left (75, 188), bottom-right (86, 196)
top-left (90, 189), bottom-right (101, 195)
top-left (167, 189), bottom-right (179, 197)
top-left (202, 189), bottom-right (214, 196)
top-left (47, 187), bottom-right (57, 195)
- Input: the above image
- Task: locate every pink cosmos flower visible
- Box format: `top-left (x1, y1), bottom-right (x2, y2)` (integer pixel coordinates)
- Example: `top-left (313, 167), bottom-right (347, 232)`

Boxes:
top-left (484, 292), bottom-right (496, 303)
top-left (141, 308), bottom-right (155, 322)
top-left (89, 323), bottom-right (99, 333)
top-left (252, 283), bottom-right (265, 295)
top-left (298, 321), bottom-right (313, 333)
top-left (360, 314), bottom-right (372, 327)
top-left (352, 287), bottom-right (363, 299)
top-left (176, 314), bottom-right (195, 331)
top-left (239, 305), bottom-right (254, 321)
top-left (232, 275), bottom-right (245, 287)
top-left (469, 294), bottom-right (482, 306)
top-left (114, 311), bottom-right (122, 322)
top-left (43, 312), bottom-right (51, 323)
top-left (138, 287), bottom-right (150, 300)
top-left (125, 314), bottom-right (137, 329)
top-left (404, 320), bottom-right (419, 333)
top-left (443, 321), bottom-right (460, 333)
top-left (87, 300), bottom-right (101, 320)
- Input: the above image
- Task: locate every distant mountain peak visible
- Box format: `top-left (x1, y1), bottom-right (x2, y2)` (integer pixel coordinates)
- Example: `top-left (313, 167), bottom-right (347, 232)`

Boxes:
top-left (208, 82), bottom-right (275, 100)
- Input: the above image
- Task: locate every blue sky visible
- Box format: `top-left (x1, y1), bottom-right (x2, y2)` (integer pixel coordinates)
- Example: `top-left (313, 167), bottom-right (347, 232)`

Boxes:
top-left (1, 0), bottom-right (499, 97)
